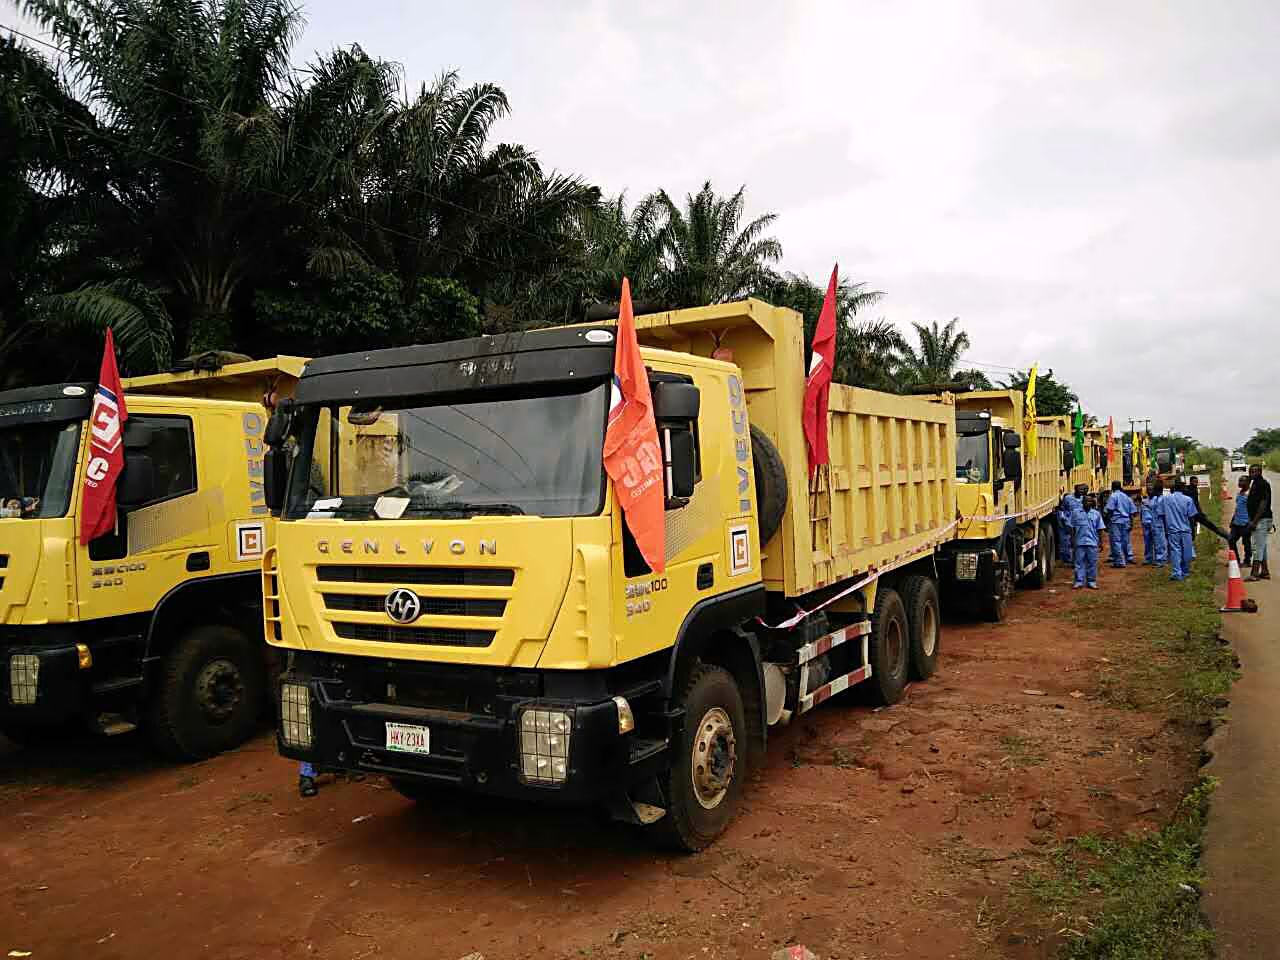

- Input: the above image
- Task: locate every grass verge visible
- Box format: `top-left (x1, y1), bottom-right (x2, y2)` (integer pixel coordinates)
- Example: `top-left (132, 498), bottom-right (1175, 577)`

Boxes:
top-left (1022, 474), bottom-right (1234, 957)
top-left (1021, 778), bottom-right (1217, 960)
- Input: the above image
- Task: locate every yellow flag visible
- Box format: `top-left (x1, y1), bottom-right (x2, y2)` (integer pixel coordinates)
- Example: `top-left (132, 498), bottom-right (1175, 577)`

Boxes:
top-left (1022, 365), bottom-right (1038, 457)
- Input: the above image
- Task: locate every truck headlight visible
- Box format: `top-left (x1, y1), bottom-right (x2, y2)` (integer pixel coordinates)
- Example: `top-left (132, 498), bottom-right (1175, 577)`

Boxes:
top-left (956, 553), bottom-right (979, 581)
top-left (518, 707), bottom-right (573, 784)
top-left (280, 682), bottom-right (312, 749)
top-left (9, 654), bottom-right (38, 705)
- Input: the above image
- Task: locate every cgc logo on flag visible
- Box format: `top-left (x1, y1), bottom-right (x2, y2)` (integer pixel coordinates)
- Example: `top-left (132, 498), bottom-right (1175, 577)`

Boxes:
top-left (90, 386), bottom-right (123, 454)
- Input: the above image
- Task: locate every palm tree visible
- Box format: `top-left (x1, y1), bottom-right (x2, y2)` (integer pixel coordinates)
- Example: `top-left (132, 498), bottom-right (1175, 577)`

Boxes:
top-left (0, 35), bottom-right (171, 382)
top-left (650, 182), bottom-right (782, 307)
top-left (951, 368), bottom-right (993, 390)
top-left (900, 318), bottom-right (971, 385)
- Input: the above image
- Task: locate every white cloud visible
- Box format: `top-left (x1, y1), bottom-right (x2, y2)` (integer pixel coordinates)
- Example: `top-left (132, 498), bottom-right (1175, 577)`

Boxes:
top-left (297, 0), bottom-right (1280, 446)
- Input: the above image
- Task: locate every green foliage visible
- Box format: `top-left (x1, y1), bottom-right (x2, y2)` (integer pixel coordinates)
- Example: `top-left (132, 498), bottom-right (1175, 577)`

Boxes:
top-left (1242, 428), bottom-right (1280, 457)
top-left (1264, 450), bottom-right (1280, 472)
top-left (1189, 447), bottom-right (1224, 472)
top-left (1002, 368), bottom-right (1079, 416)
top-left (1023, 780), bottom-right (1217, 960)
top-left (952, 367), bottom-right (994, 390)
top-left (899, 317), bottom-right (970, 385)
top-left (254, 268), bottom-right (479, 355)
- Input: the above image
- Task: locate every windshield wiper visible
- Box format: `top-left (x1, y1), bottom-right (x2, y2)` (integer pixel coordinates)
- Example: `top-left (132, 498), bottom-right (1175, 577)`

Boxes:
top-left (409, 501), bottom-right (526, 517)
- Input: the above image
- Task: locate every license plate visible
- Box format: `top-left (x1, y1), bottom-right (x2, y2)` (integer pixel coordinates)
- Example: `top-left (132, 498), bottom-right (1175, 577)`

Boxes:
top-left (385, 722), bottom-right (430, 755)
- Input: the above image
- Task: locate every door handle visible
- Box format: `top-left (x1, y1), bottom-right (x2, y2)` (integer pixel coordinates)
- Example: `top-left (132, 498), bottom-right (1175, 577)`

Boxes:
top-left (186, 552), bottom-right (210, 572)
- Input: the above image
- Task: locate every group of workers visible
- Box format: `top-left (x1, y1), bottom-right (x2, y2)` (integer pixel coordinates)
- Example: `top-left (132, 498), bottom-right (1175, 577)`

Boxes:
top-left (1055, 472), bottom-right (1233, 589)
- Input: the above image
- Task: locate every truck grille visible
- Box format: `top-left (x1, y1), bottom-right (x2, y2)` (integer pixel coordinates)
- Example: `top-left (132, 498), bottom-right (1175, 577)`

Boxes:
top-left (331, 622), bottom-right (495, 648)
top-left (323, 594), bottom-right (506, 617)
top-left (316, 565), bottom-right (513, 587)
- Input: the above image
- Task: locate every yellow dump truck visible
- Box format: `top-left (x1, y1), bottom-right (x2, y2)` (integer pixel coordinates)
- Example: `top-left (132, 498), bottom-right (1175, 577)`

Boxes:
top-left (0, 357), bottom-right (304, 757)
top-left (264, 299), bottom-right (955, 849)
top-left (936, 391), bottom-right (1065, 621)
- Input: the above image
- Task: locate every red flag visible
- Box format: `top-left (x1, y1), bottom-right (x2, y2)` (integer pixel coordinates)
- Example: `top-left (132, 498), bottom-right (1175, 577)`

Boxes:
top-left (603, 279), bottom-right (666, 572)
top-left (803, 264), bottom-right (838, 478)
top-left (80, 329), bottom-right (128, 542)
top-left (1107, 416), bottom-right (1116, 461)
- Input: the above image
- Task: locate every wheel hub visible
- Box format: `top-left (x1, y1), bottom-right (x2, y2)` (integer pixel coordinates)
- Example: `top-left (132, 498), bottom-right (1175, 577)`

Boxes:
top-left (691, 707), bottom-right (737, 810)
top-left (921, 604), bottom-right (938, 656)
top-left (195, 658), bottom-right (244, 725)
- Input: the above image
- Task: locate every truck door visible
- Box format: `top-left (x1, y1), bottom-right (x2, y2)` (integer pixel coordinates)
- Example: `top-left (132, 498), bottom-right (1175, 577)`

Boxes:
top-left (77, 414), bottom-right (210, 622)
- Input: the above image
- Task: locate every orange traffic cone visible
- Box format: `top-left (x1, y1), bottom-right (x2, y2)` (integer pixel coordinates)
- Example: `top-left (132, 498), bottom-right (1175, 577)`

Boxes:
top-left (1221, 548), bottom-right (1253, 612)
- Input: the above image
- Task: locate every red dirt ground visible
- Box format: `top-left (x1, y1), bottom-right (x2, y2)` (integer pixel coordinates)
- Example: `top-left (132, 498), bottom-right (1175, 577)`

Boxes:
top-left (0, 540), bottom-right (1199, 960)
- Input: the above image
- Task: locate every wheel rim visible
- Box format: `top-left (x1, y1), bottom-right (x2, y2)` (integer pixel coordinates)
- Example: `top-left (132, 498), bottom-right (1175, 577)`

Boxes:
top-left (195, 658), bottom-right (244, 725)
top-left (691, 706), bottom-right (737, 810)
top-left (921, 602), bottom-right (938, 657)
top-left (1040, 541), bottom-right (1049, 578)
top-left (886, 617), bottom-right (907, 677)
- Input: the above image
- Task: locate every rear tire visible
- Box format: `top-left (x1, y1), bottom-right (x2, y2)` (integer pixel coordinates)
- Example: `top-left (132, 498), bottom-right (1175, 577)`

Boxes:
top-left (750, 425), bottom-right (788, 547)
top-left (866, 587), bottom-right (910, 705)
top-left (147, 624), bottom-right (267, 760)
top-left (1024, 528), bottom-right (1049, 589)
top-left (901, 576), bottom-right (941, 681)
top-left (648, 663), bottom-right (747, 852)
top-left (1042, 525), bottom-right (1056, 582)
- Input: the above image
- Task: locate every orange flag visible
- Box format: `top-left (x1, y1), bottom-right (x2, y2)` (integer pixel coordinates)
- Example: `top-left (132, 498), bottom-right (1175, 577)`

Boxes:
top-left (1107, 416), bottom-right (1116, 461)
top-left (603, 279), bottom-right (666, 572)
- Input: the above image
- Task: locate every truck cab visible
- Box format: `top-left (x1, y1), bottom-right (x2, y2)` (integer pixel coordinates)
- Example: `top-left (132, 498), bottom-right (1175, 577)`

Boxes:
top-left (936, 391), bottom-right (1064, 621)
top-left (0, 358), bottom-right (303, 756)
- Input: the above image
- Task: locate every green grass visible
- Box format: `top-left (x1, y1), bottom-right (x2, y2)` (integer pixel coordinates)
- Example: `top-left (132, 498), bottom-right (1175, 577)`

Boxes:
top-left (1020, 779), bottom-right (1218, 960)
top-left (1018, 472), bottom-right (1233, 957)
top-left (998, 733), bottom-right (1047, 767)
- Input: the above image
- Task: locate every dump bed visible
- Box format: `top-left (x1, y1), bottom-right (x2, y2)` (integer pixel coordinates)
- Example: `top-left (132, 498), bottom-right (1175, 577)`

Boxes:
top-left (633, 299), bottom-right (955, 598)
top-left (954, 390), bottom-right (1063, 520)
top-left (123, 356), bottom-right (308, 403)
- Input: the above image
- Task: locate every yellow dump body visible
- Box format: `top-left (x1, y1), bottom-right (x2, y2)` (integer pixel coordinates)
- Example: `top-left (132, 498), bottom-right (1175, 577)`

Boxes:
top-left (124, 356), bottom-right (308, 403)
top-left (632, 299), bottom-right (956, 598)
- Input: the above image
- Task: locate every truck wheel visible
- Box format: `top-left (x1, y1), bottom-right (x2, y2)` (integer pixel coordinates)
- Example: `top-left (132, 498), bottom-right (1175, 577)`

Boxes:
top-left (1023, 530), bottom-right (1048, 589)
top-left (1042, 525), bottom-right (1056, 582)
top-left (983, 554), bottom-right (1014, 623)
top-left (866, 588), bottom-right (909, 705)
top-left (750, 424), bottom-right (788, 547)
top-left (650, 663), bottom-right (747, 852)
top-left (901, 576), bottom-right (941, 681)
top-left (147, 624), bottom-right (267, 760)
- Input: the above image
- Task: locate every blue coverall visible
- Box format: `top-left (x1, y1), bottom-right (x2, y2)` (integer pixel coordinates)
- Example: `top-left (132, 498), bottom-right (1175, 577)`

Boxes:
top-left (1149, 493), bottom-right (1170, 565)
top-left (1165, 491), bottom-right (1197, 581)
top-left (1105, 490), bottom-right (1137, 567)
top-left (1058, 494), bottom-right (1082, 563)
top-left (1073, 508), bottom-right (1106, 588)
top-left (1140, 497), bottom-right (1154, 564)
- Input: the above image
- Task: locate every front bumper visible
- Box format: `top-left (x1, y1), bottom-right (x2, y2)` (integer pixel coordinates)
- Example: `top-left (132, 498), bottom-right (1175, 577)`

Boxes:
top-left (275, 653), bottom-right (672, 804)
top-left (936, 545), bottom-right (999, 592)
top-left (0, 639), bottom-right (86, 724)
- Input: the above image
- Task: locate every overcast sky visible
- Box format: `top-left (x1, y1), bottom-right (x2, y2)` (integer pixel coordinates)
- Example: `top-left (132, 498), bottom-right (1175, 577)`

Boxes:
top-left (293, 0), bottom-right (1280, 448)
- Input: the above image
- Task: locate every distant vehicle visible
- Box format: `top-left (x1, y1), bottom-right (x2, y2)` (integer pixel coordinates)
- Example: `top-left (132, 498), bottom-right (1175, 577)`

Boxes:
top-left (1231, 458), bottom-right (1248, 472)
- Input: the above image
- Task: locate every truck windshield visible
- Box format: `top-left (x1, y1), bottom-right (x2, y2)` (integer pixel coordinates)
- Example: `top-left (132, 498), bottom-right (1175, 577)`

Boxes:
top-left (956, 432), bottom-right (990, 483)
top-left (0, 421), bottom-right (82, 519)
top-left (285, 381), bottom-right (608, 520)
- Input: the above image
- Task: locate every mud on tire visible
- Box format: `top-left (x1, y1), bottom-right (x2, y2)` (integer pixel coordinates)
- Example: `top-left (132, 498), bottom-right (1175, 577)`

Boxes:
top-left (147, 624), bottom-right (267, 761)
top-left (865, 587), bottom-right (910, 705)
top-left (649, 663), bottom-right (748, 852)
top-left (901, 575), bottom-right (941, 681)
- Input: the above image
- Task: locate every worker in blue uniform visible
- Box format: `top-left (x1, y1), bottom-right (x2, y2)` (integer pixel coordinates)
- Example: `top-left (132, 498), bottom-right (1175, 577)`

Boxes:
top-left (1073, 493), bottom-right (1106, 589)
top-left (1104, 481), bottom-right (1137, 567)
top-left (1147, 479), bottom-right (1169, 566)
top-left (1139, 491), bottom-right (1155, 564)
top-left (1165, 482), bottom-right (1196, 581)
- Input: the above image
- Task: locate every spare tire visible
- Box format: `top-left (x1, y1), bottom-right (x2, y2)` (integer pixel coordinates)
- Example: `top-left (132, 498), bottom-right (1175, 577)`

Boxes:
top-left (750, 424), bottom-right (788, 547)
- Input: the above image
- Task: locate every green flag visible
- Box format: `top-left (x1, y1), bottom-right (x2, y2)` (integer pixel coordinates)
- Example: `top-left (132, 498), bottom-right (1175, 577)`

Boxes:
top-left (1073, 405), bottom-right (1085, 465)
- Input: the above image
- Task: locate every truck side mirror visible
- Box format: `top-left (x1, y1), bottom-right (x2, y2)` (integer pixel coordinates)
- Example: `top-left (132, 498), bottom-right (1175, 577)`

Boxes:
top-left (666, 430), bottom-right (697, 501)
top-left (1003, 432), bottom-right (1021, 450)
top-left (264, 447), bottom-right (288, 513)
top-left (1003, 449), bottom-right (1023, 485)
top-left (117, 453), bottom-right (157, 507)
top-left (653, 381), bottom-right (700, 422)
top-left (264, 399), bottom-right (295, 448)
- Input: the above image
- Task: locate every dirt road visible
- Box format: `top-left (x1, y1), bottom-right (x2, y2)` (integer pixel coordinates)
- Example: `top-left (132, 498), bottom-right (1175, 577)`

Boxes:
top-left (1202, 471), bottom-right (1280, 958)
top-left (1, 544), bottom-right (1199, 960)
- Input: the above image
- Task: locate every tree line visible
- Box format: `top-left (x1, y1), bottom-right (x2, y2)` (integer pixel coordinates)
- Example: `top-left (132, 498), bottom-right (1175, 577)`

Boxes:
top-left (1, 0), bottom-right (1077, 412)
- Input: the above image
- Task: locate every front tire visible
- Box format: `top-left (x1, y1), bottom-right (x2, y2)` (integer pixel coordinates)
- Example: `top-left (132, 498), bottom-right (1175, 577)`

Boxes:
top-left (147, 624), bottom-right (267, 760)
top-left (649, 663), bottom-right (747, 852)
top-left (1024, 528), bottom-right (1049, 589)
